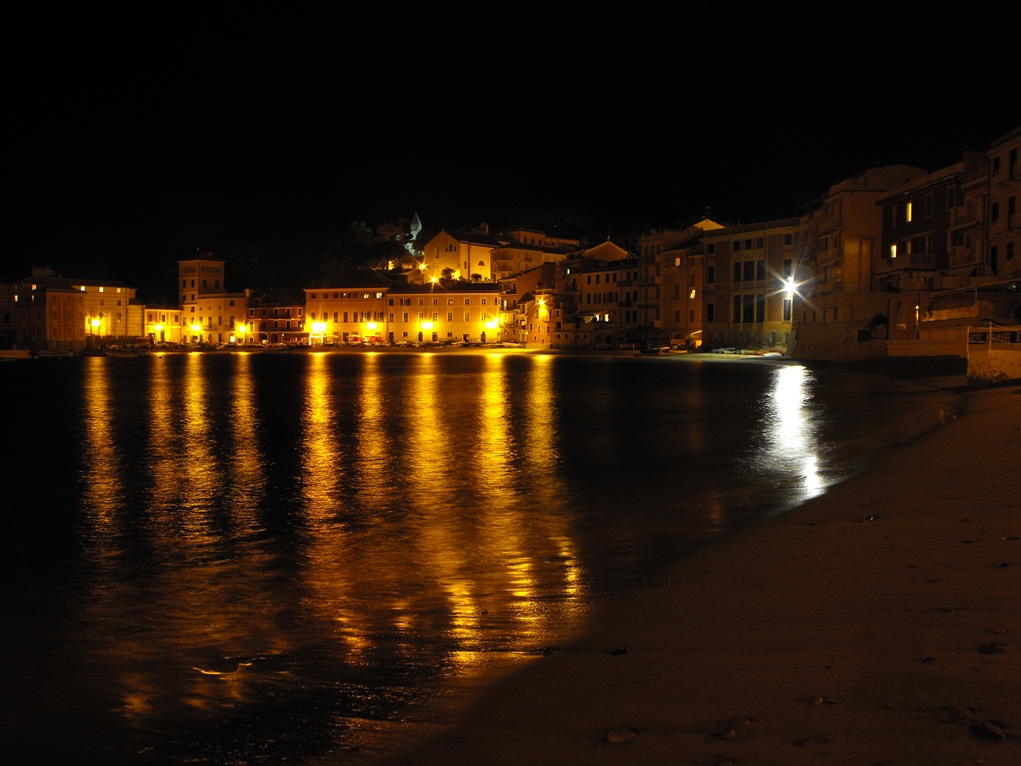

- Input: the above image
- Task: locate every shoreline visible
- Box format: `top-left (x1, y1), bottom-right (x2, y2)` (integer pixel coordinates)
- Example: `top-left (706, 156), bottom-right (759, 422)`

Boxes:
top-left (376, 381), bottom-right (1020, 765)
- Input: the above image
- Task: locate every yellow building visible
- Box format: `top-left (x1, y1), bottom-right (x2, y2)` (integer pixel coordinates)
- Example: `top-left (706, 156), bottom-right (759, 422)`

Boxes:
top-left (304, 273), bottom-right (502, 345)
top-left (177, 255), bottom-right (251, 345)
top-left (701, 218), bottom-right (802, 352)
top-left (4, 267), bottom-right (144, 351)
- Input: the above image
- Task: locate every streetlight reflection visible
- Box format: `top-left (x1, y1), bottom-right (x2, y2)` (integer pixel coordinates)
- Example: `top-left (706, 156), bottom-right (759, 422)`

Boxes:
top-left (759, 364), bottom-right (823, 506)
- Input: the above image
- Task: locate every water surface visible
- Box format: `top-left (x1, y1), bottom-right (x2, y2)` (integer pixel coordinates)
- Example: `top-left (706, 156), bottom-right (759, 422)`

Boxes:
top-left (0, 350), bottom-right (957, 764)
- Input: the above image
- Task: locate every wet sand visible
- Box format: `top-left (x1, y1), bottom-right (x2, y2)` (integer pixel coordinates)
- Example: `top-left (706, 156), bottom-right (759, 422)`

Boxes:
top-left (378, 381), bottom-right (1020, 766)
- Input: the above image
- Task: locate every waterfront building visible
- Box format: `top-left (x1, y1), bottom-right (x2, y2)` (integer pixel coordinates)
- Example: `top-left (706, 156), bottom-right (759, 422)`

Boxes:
top-left (1, 266), bottom-right (144, 351)
top-left (700, 219), bottom-right (802, 353)
top-left (177, 254), bottom-right (252, 345)
top-left (791, 164), bottom-right (928, 361)
top-left (499, 262), bottom-right (556, 346)
top-left (987, 127), bottom-right (1019, 281)
top-left (304, 272), bottom-right (502, 345)
top-left (304, 270), bottom-right (395, 344)
top-left (144, 306), bottom-right (185, 346)
top-left (640, 218), bottom-right (724, 349)
top-left (549, 239), bottom-right (634, 350)
top-left (387, 282), bottom-right (503, 345)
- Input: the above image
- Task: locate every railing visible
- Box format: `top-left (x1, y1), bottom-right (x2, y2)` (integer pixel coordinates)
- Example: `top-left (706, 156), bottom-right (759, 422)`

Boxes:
top-left (969, 329), bottom-right (1021, 344)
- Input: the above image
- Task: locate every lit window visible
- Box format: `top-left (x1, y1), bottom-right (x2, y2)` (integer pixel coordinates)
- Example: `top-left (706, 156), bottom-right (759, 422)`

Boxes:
top-left (890, 244), bottom-right (897, 259)
top-left (905, 202), bottom-right (913, 223)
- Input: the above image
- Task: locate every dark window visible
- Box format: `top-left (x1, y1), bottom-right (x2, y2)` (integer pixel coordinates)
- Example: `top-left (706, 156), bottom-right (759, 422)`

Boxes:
top-left (743, 294), bottom-right (755, 322)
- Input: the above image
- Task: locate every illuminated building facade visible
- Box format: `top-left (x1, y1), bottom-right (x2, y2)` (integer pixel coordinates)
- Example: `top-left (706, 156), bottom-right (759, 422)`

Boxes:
top-left (701, 218), bottom-right (802, 352)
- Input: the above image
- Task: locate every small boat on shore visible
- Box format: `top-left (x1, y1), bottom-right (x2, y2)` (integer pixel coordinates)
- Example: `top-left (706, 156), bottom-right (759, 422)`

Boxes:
top-left (0, 348), bottom-right (34, 360)
top-left (34, 349), bottom-right (75, 358)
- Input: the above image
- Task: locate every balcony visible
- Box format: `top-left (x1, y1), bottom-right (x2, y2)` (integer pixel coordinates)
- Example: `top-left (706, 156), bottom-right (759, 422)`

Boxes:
top-left (949, 206), bottom-right (977, 228)
top-left (949, 246), bottom-right (978, 268)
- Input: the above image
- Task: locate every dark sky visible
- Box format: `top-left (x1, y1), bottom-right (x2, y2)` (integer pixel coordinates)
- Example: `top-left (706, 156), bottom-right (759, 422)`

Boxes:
top-left (8, 6), bottom-right (1019, 300)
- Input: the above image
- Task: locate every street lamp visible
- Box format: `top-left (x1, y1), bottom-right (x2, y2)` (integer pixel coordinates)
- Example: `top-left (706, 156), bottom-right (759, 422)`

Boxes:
top-left (191, 323), bottom-right (202, 344)
top-left (309, 321), bottom-right (326, 346)
top-left (235, 322), bottom-right (247, 345)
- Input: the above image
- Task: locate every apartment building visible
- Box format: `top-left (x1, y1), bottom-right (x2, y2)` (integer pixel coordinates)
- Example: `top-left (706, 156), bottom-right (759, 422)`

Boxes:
top-left (988, 127), bottom-right (1019, 281)
top-left (549, 239), bottom-right (635, 350)
top-left (304, 273), bottom-right (502, 345)
top-left (304, 270), bottom-right (395, 344)
top-left (1, 267), bottom-right (143, 351)
top-left (792, 164), bottom-right (929, 361)
top-left (499, 262), bottom-right (557, 345)
top-left (640, 218), bottom-right (724, 348)
top-left (700, 219), bottom-right (801, 352)
top-left (247, 294), bottom-right (305, 345)
top-left (877, 153), bottom-right (988, 343)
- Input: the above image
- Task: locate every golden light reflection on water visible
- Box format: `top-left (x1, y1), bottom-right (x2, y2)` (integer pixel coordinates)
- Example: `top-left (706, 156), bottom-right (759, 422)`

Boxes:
top-left (301, 352), bottom-right (341, 518)
top-left (521, 355), bottom-right (582, 601)
top-left (72, 353), bottom-right (605, 739)
top-left (148, 355), bottom-right (185, 510)
top-left (80, 358), bottom-right (119, 528)
top-left (288, 353), bottom-right (586, 680)
top-left (299, 354), bottom-right (372, 663)
top-left (354, 353), bottom-right (390, 508)
top-left (78, 356), bottom-right (286, 724)
top-left (227, 353), bottom-right (266, 519)
top-left (181, 353), bottom-right (219, 525)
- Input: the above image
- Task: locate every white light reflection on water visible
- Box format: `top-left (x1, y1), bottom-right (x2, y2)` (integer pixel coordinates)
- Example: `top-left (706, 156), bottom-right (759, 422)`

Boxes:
top-left (760, 364), bottom-right (824, 505)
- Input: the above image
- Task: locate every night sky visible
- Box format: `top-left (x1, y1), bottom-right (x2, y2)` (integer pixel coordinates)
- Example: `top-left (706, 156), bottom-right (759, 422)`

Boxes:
top-left (8, 6), bottom-right (1019, 301)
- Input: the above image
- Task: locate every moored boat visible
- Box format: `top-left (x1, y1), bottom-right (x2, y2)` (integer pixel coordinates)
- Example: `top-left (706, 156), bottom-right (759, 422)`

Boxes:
top-left (0, 348), bottom-right (34, 360)
top-left (34, 348), bottom-right (75, 358)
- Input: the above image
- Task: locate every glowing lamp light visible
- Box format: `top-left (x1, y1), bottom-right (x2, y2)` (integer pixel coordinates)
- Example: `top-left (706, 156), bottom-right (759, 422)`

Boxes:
top-left (485, 319), bottom-right (498, 330)
top-left (784, 277), bottom-right (796, 298)
top-left (90, 318), bottom-right (101, 330)
top-left (421, 321), bottom-right (434, 331)
top-left (366, 321), bottom-right (378, 332)
top-left (311, 321), bottom-right (327, 333)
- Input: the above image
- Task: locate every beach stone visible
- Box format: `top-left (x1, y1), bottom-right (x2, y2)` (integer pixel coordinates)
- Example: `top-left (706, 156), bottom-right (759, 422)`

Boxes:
top-left (605, 727), bottom-right (635, 744)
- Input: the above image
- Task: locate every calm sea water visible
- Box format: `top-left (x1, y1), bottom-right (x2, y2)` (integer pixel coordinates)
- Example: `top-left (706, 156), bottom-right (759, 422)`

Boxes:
top-left (0, 350), bottom-right (958, 765)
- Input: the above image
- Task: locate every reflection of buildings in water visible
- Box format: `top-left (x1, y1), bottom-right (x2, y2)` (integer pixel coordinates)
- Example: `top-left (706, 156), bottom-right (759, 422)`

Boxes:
top-left (301, 352), bottom-right (341, 518)
top-left (521, 355), bottom-right (582, 597)
top-left (299, 353), bottom-right (376, 657)
top-left (354, 352), bottom-right (391, 510)
top-left (148, 356), bottom-right (185, 510)
top-left (227, 353), bottom-right (266, 520)
top-left (181, 353), bottom-right (220, 526)
top-left (80, 358), bottom-right (119, 526)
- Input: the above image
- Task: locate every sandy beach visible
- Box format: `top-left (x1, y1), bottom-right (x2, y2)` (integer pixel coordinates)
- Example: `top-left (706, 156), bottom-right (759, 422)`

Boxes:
top-left (378, 378), bottom-right (1020, 766)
